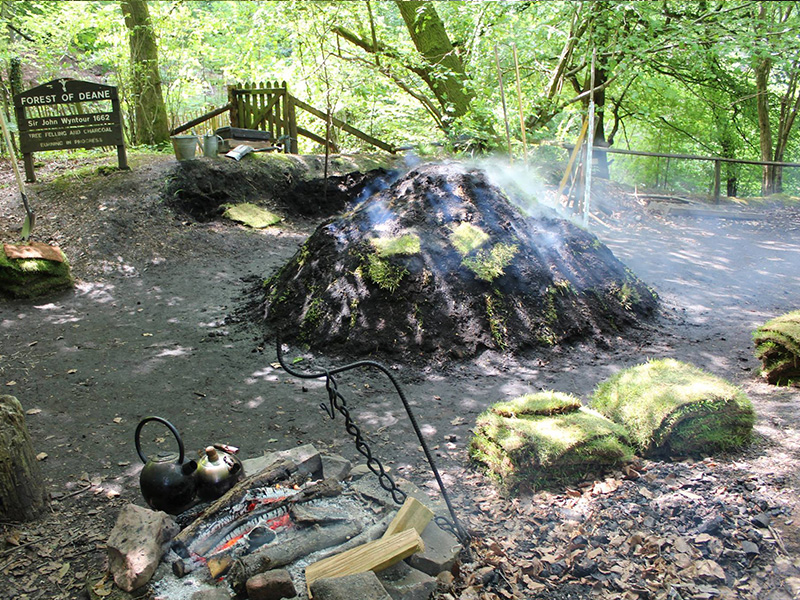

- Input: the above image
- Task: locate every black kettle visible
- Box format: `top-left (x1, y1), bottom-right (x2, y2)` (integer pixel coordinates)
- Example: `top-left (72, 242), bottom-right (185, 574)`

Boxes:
top-left (135, 416), bottom-right (198, 514)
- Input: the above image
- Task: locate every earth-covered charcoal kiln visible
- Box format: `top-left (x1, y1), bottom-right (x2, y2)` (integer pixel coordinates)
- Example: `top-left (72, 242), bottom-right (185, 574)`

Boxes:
top-left (264, 162), bottom-right (657, 361)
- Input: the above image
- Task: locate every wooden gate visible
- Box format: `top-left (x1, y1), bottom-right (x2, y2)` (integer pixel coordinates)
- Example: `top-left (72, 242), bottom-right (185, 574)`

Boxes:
top-left (228, 81), bottom-right (298, 153)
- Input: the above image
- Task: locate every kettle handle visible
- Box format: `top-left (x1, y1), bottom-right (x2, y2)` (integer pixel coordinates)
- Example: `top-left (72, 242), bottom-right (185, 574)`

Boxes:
top-left (135, 416), bottom-right (185, 465)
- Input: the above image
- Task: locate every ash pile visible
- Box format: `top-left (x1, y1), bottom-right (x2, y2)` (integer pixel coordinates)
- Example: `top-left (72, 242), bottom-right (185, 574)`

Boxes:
top-left (104, 444), bottom-right (460, 600)
top-left (264, 162), bottom-right (657, 362)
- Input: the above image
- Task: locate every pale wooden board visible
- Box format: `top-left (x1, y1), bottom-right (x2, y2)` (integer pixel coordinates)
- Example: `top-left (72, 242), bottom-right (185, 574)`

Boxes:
top-left (4, 242), bottom-right (65, 263)
top-left (305, 529), bottom-right (424, 597)
top-left (382, 496), bottom-right (434, 539)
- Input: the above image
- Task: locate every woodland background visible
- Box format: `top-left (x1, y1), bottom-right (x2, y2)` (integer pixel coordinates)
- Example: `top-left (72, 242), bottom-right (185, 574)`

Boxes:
top-left (3, 1), bottom-right (800, 198)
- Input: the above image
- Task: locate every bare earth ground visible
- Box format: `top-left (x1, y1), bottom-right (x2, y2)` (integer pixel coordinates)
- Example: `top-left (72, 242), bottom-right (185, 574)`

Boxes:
top-left (0, 153), bottom-right (799, 600)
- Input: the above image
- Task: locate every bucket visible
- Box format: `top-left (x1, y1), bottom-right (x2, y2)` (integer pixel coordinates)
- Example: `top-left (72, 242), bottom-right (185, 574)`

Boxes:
top-left (171, 135), bottom-right (199, 160)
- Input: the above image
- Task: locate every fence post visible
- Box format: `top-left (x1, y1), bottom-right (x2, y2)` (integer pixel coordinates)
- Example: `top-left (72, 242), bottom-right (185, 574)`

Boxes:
top-left (228, 85), bottom-right (238, 128)
top-left (713, 159), bottom-right (721, 204)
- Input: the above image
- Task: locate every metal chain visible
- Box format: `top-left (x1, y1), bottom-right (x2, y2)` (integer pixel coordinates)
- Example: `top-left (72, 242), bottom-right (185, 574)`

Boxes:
top-left (322, 372), bottom-right (407, 505)
top-left (276, 338), bottom-right (470, 544)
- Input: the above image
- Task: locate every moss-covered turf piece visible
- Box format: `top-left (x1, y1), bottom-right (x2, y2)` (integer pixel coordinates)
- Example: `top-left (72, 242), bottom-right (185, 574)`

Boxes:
top-left (590, 358), bottom-right (754, 457)
top-left (0, 247), bottom-right (74, 299)
top-left (370, 233), bottom-right (421, 257)
top-left (753, 310), bottom-right (800, 385)
top-left (470, 392), bottom-right (634, 491)
top-left (221, 203), bottom-right (281, 228)
top-left (490, 391), bottom-right (582, 418)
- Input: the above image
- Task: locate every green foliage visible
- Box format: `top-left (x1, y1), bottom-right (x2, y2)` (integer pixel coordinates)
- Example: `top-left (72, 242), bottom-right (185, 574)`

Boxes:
top-left (590, 359), bottom-right (755, 456)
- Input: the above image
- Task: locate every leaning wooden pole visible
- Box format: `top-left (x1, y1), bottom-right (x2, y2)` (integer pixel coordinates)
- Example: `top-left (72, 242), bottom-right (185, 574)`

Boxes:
top-left (512, 43), bottom-right (528, 162)
top-left (0, 395), bottom-right (48, 521)
top-left (494, 44), bottom-right (513, 162)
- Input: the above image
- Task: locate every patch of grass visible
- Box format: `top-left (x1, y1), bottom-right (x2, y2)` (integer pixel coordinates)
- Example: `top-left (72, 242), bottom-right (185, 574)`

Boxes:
top-left (449, 222), bottom-right (490, 256)
top-left (753, 311), bottom-right (800, 385)
top-left (370, 233), bottom-right (421, 257)
top-left (463, 243), bottom-right (518, 282)
top-left (365, 254), bottom-right (407, 293)
top-left (590, 359), bottom-right (754, 456)
top-left (470, 397), bottom-right (634, 491)
top-left (0, 246), bottom-right (74, 298)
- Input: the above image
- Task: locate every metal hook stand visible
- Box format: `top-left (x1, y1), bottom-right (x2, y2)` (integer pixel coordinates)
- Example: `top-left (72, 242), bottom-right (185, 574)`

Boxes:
top-left (276, 338), bottom-right (469, 544)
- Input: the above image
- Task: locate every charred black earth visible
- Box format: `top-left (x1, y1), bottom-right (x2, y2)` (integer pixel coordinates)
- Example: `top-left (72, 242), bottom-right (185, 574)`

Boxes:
top-left (264, 162), bottom-right (657, 360)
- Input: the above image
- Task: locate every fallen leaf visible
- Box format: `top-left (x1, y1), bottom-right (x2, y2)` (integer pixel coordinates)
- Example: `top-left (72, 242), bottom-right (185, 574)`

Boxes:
top-left (26, 408), bottom-right (41, 415)
top-left (36, 452), bottom-right (48, 461)
top-left (67, 369), bottom-right (77, 374)
top-left (270, 362), bottom-right (282, 369)
top-left (142, 332), bottom-right (153, 337)
top-left (696, 559), bottom-right (726, 582)
top-left (56, 562), bottom-right (70, 581)
top-left (5, 381), bottom-right (16, 386)
top-left (112, 417), bottom-right (123, 424)
top-left (451, 417), bottom-right (466, 426)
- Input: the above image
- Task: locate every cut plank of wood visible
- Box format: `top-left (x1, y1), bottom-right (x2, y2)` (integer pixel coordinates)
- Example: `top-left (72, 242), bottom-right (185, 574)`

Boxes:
top-left (305, 529), bottom-right (424, 597)
top-left (382, 496), bottom-right (434, 539)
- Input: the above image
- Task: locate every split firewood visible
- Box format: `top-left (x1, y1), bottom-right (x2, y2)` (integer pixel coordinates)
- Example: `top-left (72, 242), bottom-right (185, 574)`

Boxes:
top-left (305, 529), bottom-right (424, 597)
top-left (227, 519), bottom-right (362, 595)
top-left (382, 496), bottom-right (433, 539)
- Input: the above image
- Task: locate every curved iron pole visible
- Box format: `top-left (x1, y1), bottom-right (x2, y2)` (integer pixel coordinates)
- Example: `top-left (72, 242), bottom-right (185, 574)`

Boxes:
top-left (275, 339), bottom-right (469, 543)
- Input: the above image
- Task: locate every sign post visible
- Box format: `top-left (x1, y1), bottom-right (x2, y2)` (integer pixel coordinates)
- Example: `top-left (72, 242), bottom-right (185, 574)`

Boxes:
top-left (13, 78), bottom-right (127, 182)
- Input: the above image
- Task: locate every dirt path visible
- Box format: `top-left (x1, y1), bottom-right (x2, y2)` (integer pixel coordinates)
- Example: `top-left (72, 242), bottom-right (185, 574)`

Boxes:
top-left (1, 155), bottom-right (799, 599)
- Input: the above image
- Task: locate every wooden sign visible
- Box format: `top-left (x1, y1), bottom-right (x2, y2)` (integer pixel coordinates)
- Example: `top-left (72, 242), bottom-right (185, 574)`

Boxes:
top-left (13, 78), bottom-right (127, 182)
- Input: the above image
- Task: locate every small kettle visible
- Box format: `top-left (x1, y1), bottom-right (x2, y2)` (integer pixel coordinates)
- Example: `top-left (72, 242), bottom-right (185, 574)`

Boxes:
top-left (195, 445), bottom-right (243, 501)
top-left (135, 416), bottom-right (198, 514)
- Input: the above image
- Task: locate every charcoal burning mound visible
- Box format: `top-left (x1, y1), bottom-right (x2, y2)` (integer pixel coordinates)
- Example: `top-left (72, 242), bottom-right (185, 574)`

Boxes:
top-left (264, 162), bottom-right (657, 360)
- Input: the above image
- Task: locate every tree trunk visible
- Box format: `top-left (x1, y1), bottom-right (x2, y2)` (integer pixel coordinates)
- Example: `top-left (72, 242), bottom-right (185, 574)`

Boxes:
top-left (120, 0), bottom-right (169, 145)
top-left (393, 0), bottom-right (473, 124)
top-left (755, 56), bottom-right (774, 196)
top-left (0, 395), bottom-right (48, 521)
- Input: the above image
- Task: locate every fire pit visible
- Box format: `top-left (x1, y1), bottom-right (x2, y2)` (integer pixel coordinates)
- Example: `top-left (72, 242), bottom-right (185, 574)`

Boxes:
top-left (106, 444), bottom-right (461, 600)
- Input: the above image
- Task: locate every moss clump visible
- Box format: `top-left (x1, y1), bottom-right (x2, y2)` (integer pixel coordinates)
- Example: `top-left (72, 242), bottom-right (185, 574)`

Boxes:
top-left (470, 392), bottom-right (633, 490)
top-left (590, 359), bottom-right (754, 457)
top-left (0, 246), bottom-right (74, 299)
top-left (370, 234), bottom-right (421, 257)
top-left (365, 254), bottom-right (407, 293)
top-left (462, 243), bottom-right (518, 282)
top-left (221, 203), bottom-right (281, 228)
top-left (449, 222), bottom-right (489, 256)
top-left (753, 311), bottom-right (800, 385)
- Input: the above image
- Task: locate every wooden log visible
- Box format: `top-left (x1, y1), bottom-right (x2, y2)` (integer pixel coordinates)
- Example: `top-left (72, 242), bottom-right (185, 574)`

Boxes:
top-left (0, 395), bottom-right (48, 521)
top-left (227, 519), bottom-right (362, 595)
top-left (305, 529), bottom-right (424, 597)
top-left (382, 496), bottom-right (433, 539)
top-left (175, 458), bottom-right (297, 545)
